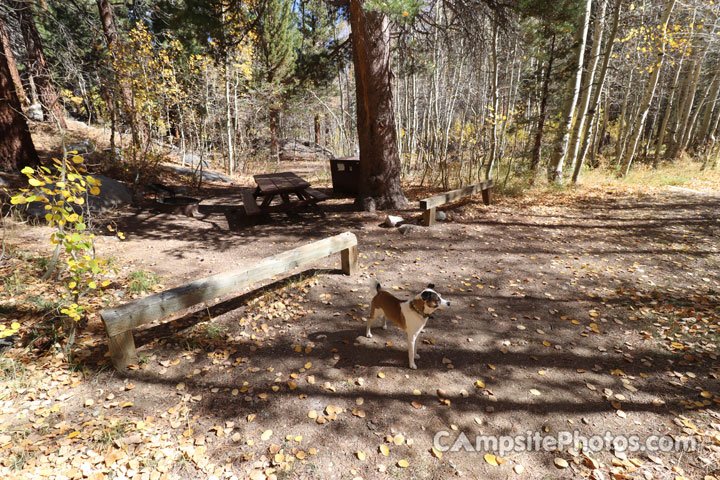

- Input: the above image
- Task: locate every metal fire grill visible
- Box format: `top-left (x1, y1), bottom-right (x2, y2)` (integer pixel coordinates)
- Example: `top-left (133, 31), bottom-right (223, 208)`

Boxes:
top-left (330, 157), bottom-right (360, 195)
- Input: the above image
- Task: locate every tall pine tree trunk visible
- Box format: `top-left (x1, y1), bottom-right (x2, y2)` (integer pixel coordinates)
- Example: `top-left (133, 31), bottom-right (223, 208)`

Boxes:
top-left (0, 15), bottom-right (28, 107)
top-left (349, 0), bottom-right (407, 210)
top-left (547, 0), bottom-right (592, 182)
top-left (11, 0), bottom-right (65, 127)
top-left (620, 0), bottom-right (676, 176)
top-left (0, 38), bottom-right (39, 171)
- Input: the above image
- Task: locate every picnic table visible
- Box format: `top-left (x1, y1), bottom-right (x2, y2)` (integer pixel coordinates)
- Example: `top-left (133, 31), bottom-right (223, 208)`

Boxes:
top-left (242, 172), bottom-right (328, 216)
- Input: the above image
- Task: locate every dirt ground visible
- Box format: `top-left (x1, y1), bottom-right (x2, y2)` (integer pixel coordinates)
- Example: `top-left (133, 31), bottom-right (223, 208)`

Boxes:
top-left (1, 169), bottom-right (720, 480)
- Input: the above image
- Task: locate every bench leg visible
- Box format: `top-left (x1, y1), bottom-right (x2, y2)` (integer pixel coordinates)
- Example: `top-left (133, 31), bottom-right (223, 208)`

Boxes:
top-left (422, 208), bottom-right (436, 226)
top-left (341, 245), bottom-right (358, 275)
top-left (482, 188), bottom-right (491, 205)
top-left (108, 331), bottom-right (138, 370)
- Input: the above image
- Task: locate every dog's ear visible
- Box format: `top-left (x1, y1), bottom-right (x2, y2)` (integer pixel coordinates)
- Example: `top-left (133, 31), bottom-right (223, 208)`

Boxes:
top-left (426, 283), bottom-right (435, 289)
top-left (421, 291), bottom-right (432, 301)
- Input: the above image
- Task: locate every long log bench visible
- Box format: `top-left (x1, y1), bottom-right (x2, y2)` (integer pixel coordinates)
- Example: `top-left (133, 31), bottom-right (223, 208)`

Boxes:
top-left (419, 180), bottom-right (494, 226)
top-left (100, 232), bottom-right (358, 370)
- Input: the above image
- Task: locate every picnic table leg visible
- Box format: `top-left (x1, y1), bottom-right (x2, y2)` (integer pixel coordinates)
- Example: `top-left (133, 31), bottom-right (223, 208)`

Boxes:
top-left (341, 245), bottom-right (358, 275)
top-left (482, 188), bottom-right (491, 205)
top-left (260, 194), bottom-right (274, 208)
top-left (422, 207), bottom-right (436, 226)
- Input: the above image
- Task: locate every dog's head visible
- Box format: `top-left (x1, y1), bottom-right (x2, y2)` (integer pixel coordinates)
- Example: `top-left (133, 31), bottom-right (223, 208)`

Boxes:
top-left (415, 283), bottom-right (450, 315)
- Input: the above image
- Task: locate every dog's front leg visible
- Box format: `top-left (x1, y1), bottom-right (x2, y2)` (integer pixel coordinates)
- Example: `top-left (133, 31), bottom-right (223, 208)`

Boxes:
top-left (407, 331), bottom-right (419, 369)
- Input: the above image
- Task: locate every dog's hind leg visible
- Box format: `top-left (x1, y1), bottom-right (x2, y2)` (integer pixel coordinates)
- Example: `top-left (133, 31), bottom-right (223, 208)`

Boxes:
top-left (366, 307), bottom-right (382, 338)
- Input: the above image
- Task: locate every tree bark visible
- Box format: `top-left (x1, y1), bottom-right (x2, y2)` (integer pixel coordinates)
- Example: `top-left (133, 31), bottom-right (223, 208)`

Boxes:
top-left (349, 0), bottom-right (407, 210)
top-left (486, 18), bottom-right (499, 181)
top-left (547, 0), bottom-right (592, 182)
top-left (620, 0), bottom-right (676, 176)
top-left (0, 15), bottom-right (28, 107)
top-left (567, 0), bottom-right (606, 174)
top-left (668, 49), bottom-right (706, 159)
top-left (269, 106), bottom-right (279, 162)
top-left (695, 71), bottom-right (720, 149)
top-left (530, 34), bottom-right (556, 175)
top-left (653, 51), bottom-right (687, 164)
top-left (96, 0), bottom-right (147, 148)
top-left (572, 0), bottom-right (621, 183)
top-left (0, 38), bottom-right (39, 172)
top-left (10, 0), bottom-right (65, 127)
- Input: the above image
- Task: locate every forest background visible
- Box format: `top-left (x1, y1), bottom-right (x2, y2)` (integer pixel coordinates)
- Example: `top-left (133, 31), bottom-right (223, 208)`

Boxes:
top-left (2, 0), bottom-right (719, 209)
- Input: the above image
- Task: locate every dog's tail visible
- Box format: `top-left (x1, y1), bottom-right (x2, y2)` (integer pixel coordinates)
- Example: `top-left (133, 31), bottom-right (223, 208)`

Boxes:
top-left (370, 279), bottom-right (381, 295)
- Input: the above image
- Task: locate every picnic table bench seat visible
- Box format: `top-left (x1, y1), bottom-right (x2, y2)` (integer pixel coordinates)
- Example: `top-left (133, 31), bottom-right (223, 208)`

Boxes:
top-left (242, 190), bottom-right (261, 215)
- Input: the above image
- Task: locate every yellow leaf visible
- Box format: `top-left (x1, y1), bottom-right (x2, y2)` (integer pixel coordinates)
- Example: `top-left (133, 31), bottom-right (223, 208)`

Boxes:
top-left (397, 459), bottom-right (409, 468)
top-left (71, 155), bottom-right (83, 164)
top-left (476, 380), bottom-right (485, 388)
top-left (431, 446), bottom-right (443, 458)
top-left (90, 186), bottom-right (100, 195)
top-left (68, 281), bottom-right (77, 289)
top-left (261, 429), bottom-right (272, 441)
top-left (380, 444), bottom-right (389, 456)
top-left (21, 166), bottom-right (34, 174)
top-left (357, 450), bottom-right (366, 461)
top-left (530, 389), bottom-right (541, 396)
top-left (700, 391), bottom-right (712, 399)
top-left (485, 453), bottom-right (498, 466)
top-left (67, 431), bottom-right (80, 438)
top-left (28, 178), bottom-right (45, 187)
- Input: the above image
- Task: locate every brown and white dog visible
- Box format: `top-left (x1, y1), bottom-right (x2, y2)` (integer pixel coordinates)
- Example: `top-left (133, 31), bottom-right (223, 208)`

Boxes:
top-left (366, 281), bottom-right (450, 369)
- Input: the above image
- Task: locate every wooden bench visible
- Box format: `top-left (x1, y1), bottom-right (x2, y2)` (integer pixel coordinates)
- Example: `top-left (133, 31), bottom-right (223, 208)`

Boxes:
top-left (304, 188), bottom-right (329, 202)
top-left (419, 180), bottom-right (494, 226)
top-left (100, 232), bottom-right (359, 370)
top-left (242, 190), bottom-right (261, 215)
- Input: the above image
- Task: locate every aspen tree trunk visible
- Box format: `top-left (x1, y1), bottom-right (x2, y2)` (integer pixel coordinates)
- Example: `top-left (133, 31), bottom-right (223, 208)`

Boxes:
top-left (225, 61), bottom-right (234, 175)
top-left (96, 0), bottom-right (147, 149)
top-left (668, 48), bottom-right (707, 159)
top-left (653, 52), bottom-right (687, 164)
top-left (696, 72), bottom-right (720, 148)
top-left (620, 0), bottom-right (676, 176)
top-left (572, 0), bottom-right (621, 183)
top-left (0, 16), bottom-right (28, 107)
top-left (614, 67), bottom-right (635, 165)
top-left (547, 0), bottom-right (592, 182)
top-left (11, 0), bottom-right (66, 127)
top-left (530, 34), bottom-right (556, 175)
top-left (486, 19), bottom-right (499, 181)
top-left (568, 0), bottom-right (606, 173)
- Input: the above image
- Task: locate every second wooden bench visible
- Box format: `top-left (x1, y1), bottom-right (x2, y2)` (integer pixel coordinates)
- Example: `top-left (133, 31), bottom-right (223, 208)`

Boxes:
top-left (419, 180), bottom-right (494, 226)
